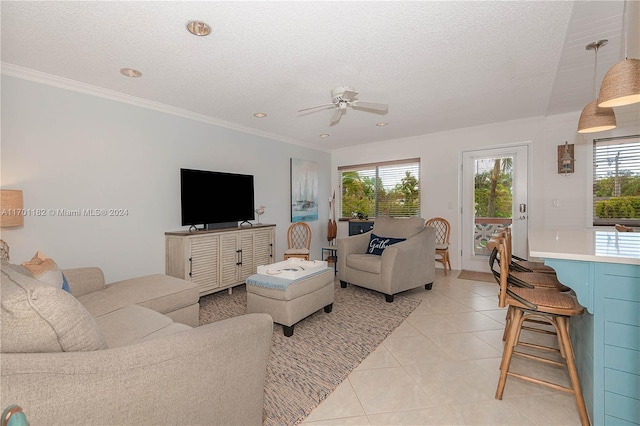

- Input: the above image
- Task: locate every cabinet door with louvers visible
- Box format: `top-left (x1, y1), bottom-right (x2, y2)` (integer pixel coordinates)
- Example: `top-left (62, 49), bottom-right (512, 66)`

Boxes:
top-left (254, 228), bottom-right (274, 270)
top-left (189, 234), bottom-right (219, 295)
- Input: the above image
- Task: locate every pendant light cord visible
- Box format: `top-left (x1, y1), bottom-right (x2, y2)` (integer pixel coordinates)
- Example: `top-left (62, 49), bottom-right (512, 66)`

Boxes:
top-left (593, 45), bottom-right (599, 100)
top-left (622, 0), bottom-right (628, 60)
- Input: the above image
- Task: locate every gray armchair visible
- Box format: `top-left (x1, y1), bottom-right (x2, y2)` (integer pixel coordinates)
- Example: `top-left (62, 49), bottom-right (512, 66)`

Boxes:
top-left (337, 216), bottom-right (435, 302)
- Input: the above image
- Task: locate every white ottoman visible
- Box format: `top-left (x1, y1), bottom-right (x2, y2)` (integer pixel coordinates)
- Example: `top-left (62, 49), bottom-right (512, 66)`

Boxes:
top-left (245, 268), bottom-right (334, 337)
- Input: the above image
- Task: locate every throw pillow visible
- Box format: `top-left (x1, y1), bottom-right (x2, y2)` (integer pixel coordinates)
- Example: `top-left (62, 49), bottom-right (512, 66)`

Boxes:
top-left (1, 266), bottom-right (108, 353)
top-left (367, 233), bottom-right (406, 255)
top-left (22, 251), bottom-right (71, 293)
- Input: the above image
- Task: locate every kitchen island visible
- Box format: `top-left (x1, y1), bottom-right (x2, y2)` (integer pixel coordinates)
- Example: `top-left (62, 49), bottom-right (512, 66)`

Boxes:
top-left (529, 229), bottom-right (639, 426)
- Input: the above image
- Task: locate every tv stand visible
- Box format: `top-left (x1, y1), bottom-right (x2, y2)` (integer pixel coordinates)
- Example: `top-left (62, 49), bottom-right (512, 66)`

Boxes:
top-left (239, 220), bottom-right (252, 227)
top-left (165, 224), bottom-right (276, 297)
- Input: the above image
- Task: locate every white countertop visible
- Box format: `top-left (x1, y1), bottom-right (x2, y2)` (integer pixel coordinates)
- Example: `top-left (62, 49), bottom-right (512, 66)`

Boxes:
top-left (529, 229), bottom-right (640, 265)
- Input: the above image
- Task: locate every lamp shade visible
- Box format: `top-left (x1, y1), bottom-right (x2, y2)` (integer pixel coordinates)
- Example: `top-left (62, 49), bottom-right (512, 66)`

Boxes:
top-left (598, 58), bottom-right (640, 107)
top-left (577, 100), bottom-right (617, 133)
top-left (0, 190), bottom-right (24, 227)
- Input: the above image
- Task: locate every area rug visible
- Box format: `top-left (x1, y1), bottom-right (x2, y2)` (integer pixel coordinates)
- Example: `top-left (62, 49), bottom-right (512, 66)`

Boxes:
top-left (457, 269), bottom-right (495, 283)
top-left (199, 282), bottom-right (421, 426)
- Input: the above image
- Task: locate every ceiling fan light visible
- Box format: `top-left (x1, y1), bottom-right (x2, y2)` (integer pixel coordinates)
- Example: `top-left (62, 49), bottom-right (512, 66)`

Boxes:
top-left (577, 100), bottom-right (617, 133)
top-left (597, 58), bottom-right (640, 107)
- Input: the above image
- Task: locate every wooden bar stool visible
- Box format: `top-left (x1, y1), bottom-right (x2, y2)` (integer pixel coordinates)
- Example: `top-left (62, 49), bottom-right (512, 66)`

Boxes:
top-left (491, 239), bottom-right (590, 426)
top-left (496, 227), bottom-right (556, 274)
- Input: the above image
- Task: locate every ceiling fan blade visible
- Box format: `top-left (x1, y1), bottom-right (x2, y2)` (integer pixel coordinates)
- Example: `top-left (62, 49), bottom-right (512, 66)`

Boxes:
top-left (351, 101), bottom-right (389, 113)
top-left (298, 103), bottom-right (334, 112)
top-left (330, 108), bottom-right (343, 126)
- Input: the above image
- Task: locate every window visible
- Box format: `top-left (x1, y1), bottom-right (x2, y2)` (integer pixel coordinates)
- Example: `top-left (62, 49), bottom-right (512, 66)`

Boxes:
top-left (339, 158), bottom-right (420, 219)
top-left (593, 135), bottom-right (640, 226)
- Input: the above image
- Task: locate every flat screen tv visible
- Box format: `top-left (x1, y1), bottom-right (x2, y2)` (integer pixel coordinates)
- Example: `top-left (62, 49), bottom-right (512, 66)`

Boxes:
top-left (181, 168), bottom-right (255, 229)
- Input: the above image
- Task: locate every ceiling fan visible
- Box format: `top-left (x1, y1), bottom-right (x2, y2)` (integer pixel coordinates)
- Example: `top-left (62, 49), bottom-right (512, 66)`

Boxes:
top-left (298, 86), bottom-right (388, 126)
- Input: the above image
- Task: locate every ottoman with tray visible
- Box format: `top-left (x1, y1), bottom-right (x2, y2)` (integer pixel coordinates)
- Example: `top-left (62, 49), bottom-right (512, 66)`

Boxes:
top-left (246, 259), bottom-right (334, 336)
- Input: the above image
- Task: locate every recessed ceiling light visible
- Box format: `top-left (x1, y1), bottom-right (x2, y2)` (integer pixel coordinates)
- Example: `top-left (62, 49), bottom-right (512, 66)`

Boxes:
top-left (186, 21), bottom-right (211, 36)
top-left (253, 113), bottom-right (267, 118)
top-left (376, 122), bottom-right (388, 127)
top-left (320, 134), bottom-right (330, 138)
top-left (120, 68), bottom-right (142, 78)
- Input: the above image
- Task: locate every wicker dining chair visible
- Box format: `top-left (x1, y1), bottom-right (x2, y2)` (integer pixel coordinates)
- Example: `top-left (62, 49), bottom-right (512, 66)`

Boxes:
top-left (489, 238), bottom-right (590, 426)
top-left (425, 217), bottom-right (451, 275)
top-left (283, 222), bottom-right (312, 260)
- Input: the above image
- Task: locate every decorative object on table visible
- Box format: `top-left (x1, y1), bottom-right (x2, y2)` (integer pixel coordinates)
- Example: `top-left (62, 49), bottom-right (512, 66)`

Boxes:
top-left (283, 222), bottom-right (312, 260)
top-left (255, 205), bottom-right (266, 225)
top-left (0, 189), bottom-right (24, 261)
top-left (577, 39), bottom-right (616, 133)
top-left (298, 86), bottom-right (388, 126)
top-left (598, 0), bottom-right (640, 108)
top-left (557, 141), bottom-right (575, 175)
top-left (290, 158), bottom-right (318, 223)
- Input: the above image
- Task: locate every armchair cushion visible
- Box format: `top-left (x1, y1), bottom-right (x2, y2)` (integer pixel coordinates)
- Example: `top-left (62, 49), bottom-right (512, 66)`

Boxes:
top-left (372, 216), bottom-right (426, 239)
top-left (367, 233), bottom-right (406, 255)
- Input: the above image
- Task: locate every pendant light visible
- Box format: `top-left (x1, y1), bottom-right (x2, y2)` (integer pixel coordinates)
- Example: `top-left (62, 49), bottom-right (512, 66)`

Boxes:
top-left (598, 0), bottom-right (640, 107)
top-left (577, 40), bottom-right (617, 134)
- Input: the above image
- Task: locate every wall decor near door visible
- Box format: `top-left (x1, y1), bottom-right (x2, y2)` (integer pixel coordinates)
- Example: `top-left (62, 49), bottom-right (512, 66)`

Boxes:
top-left (290, 158), bottom-right (319, 222)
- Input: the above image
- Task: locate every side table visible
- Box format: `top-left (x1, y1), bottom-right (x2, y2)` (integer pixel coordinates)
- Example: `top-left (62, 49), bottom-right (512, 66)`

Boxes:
top-left (321, 246), bottom-right (338, 275)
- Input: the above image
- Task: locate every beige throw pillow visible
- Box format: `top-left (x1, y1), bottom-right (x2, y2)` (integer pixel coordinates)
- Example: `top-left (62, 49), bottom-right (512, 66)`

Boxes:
top-left (0, 264), bottom-right (107, 353)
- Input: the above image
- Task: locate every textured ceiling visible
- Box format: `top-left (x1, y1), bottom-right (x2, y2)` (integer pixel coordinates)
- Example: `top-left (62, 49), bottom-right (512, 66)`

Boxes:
top-left (0, 1), bottom-right (635, 151)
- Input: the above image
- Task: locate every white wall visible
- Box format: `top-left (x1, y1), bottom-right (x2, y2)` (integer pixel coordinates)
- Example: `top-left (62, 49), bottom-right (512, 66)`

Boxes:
top-left (1, 76), bottom-right (331, 282)
top-left (332, 112), bottom-right (640, 271)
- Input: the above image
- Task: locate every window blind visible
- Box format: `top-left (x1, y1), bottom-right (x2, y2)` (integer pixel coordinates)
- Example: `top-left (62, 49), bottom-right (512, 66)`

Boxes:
top-left (593, 135), bottom-right (640, 226)
top-left (338, 158), bottom-right (420, 219)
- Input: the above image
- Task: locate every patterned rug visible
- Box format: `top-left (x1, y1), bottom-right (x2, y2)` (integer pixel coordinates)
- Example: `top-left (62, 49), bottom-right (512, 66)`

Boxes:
top-left (457, 270), bottom-right (495, 283)
top-left (199, 281), bottom-right (421, 426)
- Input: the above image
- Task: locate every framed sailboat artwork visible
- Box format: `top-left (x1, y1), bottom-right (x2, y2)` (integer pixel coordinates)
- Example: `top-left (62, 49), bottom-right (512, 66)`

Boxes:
top-left (290, 158), bottom-right (319, 222)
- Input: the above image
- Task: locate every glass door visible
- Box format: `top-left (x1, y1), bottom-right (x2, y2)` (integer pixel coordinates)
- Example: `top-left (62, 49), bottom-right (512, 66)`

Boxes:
top-left (461, 145), bottom-right (528, 272)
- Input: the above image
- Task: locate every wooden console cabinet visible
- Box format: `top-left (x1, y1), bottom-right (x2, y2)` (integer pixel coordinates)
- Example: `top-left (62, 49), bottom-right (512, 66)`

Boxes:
top-left (165, 224), bottom-right (275, 297)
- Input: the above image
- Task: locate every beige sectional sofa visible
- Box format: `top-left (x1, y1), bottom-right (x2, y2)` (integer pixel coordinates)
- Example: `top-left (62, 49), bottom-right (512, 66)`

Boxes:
top-left (0, 260), bottom-right (273, 425)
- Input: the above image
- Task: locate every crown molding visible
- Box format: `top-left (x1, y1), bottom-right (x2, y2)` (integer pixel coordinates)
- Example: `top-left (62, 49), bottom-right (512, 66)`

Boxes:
top-left (1, 63), bottom-right (330, 153)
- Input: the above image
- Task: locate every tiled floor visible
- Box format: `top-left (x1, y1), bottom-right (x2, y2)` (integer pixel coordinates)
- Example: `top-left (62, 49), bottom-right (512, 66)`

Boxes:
top-left (302, 269), bottom-right (582, 425)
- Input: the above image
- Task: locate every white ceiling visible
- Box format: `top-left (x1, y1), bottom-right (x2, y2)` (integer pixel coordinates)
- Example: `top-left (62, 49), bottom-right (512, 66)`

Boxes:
top-left (0, 1), bottom-right (635, 151)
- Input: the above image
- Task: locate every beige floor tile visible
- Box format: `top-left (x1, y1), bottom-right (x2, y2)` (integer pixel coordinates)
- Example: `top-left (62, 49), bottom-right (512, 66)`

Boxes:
top-left (367, 405), bottom-right (465, 425)
top-left (420, 297), bottom-right (475, 314)
top-left (473, 329), bottom-right (507, 351)
top-left (479, 308), bottom-right (509, 324)
top-left (443, 311), bottom-right (505, 332)
top-left (356, 345), bottom-right (401, 370)
top-left (387, 320), bottom-right (423, 338)
top-left (456, 295), bottom-right (500, 311)
top-left (453, 399), bottom-right (537, 425)
top-left (304, 379), bottom-right (366, 422)
top-left (302, 416), bottom-right (371, 425)
top-left (348, 367), bottom-right (433, 414)
top-left (382, 334), bottom-right (454, 366)
top-left (427, 332), bottom-right (503, 360)
top-left (506, 393), bottom-right (582, 425)
top-left (406, 313), bottom-right (465, 335)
